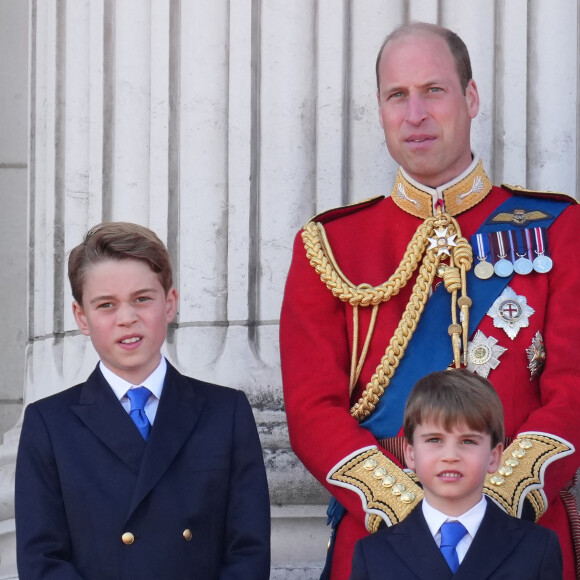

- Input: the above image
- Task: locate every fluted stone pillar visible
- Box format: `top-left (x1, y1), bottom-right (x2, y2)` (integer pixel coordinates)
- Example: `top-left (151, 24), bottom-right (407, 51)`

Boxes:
top-left (0, 1), bottom-right (578, 578)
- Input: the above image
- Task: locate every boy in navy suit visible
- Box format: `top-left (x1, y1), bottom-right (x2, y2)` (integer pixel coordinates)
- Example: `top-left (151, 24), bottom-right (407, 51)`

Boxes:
top-left (15, 222), bottom-right (271, 579)
top-left (349, 369), bottom-right (563, 579)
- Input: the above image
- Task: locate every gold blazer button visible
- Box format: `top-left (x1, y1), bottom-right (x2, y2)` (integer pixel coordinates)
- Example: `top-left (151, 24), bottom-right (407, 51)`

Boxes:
top-left (183, 529), bottom-right (193, 541)
top-left (121, 532), bottom-right (135, 545)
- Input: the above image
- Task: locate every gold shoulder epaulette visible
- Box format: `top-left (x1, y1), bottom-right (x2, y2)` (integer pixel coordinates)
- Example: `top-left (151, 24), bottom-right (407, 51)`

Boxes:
top-left (501, 183), bottom-right (577, 205)
top-left (304, 196), bottom-right (384, 228)
top-left (327, 446), bottom-right (423, 531)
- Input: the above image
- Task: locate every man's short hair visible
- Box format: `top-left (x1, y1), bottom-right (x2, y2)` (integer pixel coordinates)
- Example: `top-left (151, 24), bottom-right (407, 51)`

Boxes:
top-left (68, 222), bottom-right (173, 304)
top-left (375, 22), bottom-right (473, 93)
top-left (403, 368), bottom-right (504, 447)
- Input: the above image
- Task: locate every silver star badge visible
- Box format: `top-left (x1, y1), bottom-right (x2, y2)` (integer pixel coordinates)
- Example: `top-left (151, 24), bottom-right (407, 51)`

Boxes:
top-left (487, 286), bottom-right (535, 340)
top-left (527, 331), bottom-right (546, 380)
top-left (427, 227), bottom-right (457, 257)
top-left (466, 330), bottom-right (507, 378)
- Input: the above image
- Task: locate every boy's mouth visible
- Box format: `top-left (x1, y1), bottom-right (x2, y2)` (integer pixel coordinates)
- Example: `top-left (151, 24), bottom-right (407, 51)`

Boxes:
top-left (120, 336), bottom-right (141, 344)
top-left (438, 471), bottom-right (462, 479)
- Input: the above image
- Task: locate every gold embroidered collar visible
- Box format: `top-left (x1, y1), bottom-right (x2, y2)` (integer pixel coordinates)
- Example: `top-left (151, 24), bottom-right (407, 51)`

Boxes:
top-left (391, 158), bottom-right (492, 218)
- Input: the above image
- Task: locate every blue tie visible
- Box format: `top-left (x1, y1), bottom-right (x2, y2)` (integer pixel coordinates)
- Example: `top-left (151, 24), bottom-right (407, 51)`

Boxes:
top-left (440, 521), bottom-right (467, 573)
top-left (126, 387), bottom-right (152, 440)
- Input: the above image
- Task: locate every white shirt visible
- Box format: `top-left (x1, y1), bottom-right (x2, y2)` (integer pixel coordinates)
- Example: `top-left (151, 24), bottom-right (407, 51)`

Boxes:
top-left (422, 495), bottom-right (487, 564)
top-left (99, 356), bottom-right (167, 425)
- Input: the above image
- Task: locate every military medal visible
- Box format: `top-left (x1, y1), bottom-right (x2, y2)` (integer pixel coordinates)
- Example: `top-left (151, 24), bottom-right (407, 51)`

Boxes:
top-left (472, 233), bottom-right (494, 279)
top-left (487, 286), bottom-right (535, 340)
top-left (512, 229), bottom-right (534, 275)
top-left (491, 231), bottom-right (513, 277)
top-left (527, 331), bottom-right (546, 380)
top-left (532, 227), bottom-right (553, 273)
top-left (427, 227), bottom-right (457, 258)
top-left (466, 330), bottom-right (507, 378)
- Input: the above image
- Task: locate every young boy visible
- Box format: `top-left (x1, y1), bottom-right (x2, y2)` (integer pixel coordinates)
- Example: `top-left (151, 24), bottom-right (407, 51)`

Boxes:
top-left (15, 222), bottom-right (271, 579)
top-left (349, 369), bottom-right (563, 579)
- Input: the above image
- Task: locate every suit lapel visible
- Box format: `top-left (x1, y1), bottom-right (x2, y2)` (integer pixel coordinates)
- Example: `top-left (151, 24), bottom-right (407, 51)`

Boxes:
top-left (71, 366), bottom-right (147, 475)
top-left (455, 499), bottom-right (526, 579)
top-left (126, 364), bottom-right (207, 515)
top-left (385, 503), bottom-right (454, 580)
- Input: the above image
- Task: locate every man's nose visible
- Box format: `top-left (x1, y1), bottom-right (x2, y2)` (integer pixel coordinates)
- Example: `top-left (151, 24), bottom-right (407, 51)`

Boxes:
top-left (405, 94), bottom-right (428, 125)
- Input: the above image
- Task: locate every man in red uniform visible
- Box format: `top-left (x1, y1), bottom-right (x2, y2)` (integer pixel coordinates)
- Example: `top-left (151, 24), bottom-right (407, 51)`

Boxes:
top-left (281, 22), bottom-right (580, 580)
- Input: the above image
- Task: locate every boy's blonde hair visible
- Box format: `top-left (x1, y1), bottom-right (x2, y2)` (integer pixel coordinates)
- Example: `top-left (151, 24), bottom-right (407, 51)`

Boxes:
top-left (68, 222), bottom-right (173, 304)
top-left (403, 368), bottom-right (504, 447)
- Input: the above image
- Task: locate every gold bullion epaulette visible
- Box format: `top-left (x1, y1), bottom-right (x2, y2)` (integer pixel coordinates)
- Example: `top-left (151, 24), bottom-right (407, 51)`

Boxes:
top-left (483, 432), bottom-right (575, 521)
top-left (502, 183), bottom-right (577, 205)
top-left (327, 446), bottom-right (423, 532)
top-left (304, 196), bottom-right (384, 228)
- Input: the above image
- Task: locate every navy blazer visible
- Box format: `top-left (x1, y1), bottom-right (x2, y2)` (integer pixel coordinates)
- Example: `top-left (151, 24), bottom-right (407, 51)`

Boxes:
top-left (15, 363), bottom-right (271, 579)
top-left (349, 498), bottom-right (562, 579)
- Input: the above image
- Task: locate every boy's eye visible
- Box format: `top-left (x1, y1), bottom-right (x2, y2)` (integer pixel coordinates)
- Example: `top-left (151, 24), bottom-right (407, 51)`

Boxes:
top-left (462, 439), bottom-right (477, 445)
top-left (96, 302), bottom-right (114, 310)
top-left (426, 437), bottom-right (441, 444)
top-left (135, 296), bottom-right (152, 303)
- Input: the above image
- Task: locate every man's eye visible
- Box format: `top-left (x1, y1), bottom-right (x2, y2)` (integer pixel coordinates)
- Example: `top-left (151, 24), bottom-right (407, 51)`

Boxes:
top-left (428, 86), bottom-right (443, 93)
top-left (97, 302), bottom-right (113, 309)
top-left (135, 296), bottom-right (151, 303)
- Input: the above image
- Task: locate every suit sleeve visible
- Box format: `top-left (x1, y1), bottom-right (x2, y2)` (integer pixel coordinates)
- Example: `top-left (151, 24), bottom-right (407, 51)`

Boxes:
top-left (348, 540), bottom-right (370, 580)
top-left (280, 231), bottom-right (411, 528)
top-left (219, 390), bottom-right (271, 580)
top-left (538, 529), bottom-right (564, 580)
top-left (15, 404), bottom-right (84, 580)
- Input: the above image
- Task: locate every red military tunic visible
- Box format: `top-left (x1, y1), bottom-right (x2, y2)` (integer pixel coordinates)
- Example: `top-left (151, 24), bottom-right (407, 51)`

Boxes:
top-left (280, 160), bottom-right (580, 580)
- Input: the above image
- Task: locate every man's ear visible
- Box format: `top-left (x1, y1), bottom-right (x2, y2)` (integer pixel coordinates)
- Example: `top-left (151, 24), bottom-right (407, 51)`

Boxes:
top-left (72, 301), bottom-right (90, 336)
top-left (488, 442), bottom-right (504, 474)
top-left (465, 79), bottom-right (480, 119)
top-left (403, 438), bottom-right (415, 470)
top-left (377, 90), bottom-right (387, 131)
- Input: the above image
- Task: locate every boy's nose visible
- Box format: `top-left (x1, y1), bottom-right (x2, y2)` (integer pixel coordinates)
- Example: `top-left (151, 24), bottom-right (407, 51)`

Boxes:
top-left (117, 303), bottom-right (138, 324)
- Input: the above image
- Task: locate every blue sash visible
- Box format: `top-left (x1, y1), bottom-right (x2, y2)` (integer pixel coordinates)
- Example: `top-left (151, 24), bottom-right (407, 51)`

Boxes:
top-left (360, 195), bottom-right (570, 438)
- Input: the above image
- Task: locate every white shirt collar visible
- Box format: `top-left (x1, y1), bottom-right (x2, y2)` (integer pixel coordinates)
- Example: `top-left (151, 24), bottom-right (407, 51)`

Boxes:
top-left (99, 356), bottom-right (167, 402)
top-left (422, 495), bottom-right (487, 541)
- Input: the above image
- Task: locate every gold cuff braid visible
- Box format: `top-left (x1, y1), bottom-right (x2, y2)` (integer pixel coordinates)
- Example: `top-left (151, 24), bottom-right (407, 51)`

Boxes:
top-left (483, 432), bottom-right (575, 521)
top-left (327, 447), bottom-right (423, 531)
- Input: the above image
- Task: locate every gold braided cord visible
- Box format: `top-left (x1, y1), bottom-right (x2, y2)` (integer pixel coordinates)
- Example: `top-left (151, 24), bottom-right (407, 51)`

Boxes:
top-left (301, 211), bottom-right (473, 422)
top-left (350, 249), bottom-right (439, 420)
top-left (302, 220), bottom-right (436, 307)
top-left (350, 304), bottom-right (379, 395)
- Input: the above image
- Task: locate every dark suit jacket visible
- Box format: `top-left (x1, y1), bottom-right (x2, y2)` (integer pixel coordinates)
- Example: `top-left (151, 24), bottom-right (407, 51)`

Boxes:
top-left (349, 498), bottom-right (562, 579)
top-left (15, 363), bottom-right (271, 580)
